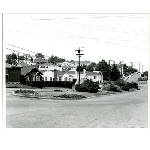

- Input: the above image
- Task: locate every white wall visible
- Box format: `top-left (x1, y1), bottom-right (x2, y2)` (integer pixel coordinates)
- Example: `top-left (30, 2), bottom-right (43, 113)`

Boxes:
top-left (39, 65), bottom-right (62, 71)
top-left (42, 71), bottom-right (54, 81)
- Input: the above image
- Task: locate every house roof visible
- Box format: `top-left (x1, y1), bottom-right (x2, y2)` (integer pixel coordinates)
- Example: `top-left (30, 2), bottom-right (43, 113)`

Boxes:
top-left (34, 58), bottom-right (48, 63)
top-left (86, 71), bottom-right (100, 76)
top-left (18, 62), bottom-right (30, 67)
top-left (74, 61), bottom-right (91, 64)
top-left (21, 65), bottom-right (39, 75)
top-left (5, 63), bottom-right (12, 68)
top-left (25, 68), bottom-right (43, 77)
top-left (39, 63), bottom-right (54, 66)
top-left (6, 63), bottom-right (23, 69)
top-left (62, 65), bottom-right (75, 68)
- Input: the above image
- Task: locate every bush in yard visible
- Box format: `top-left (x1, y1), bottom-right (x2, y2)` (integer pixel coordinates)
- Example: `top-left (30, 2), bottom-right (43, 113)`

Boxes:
top-left (129, 82), bottom-right (138, 89)
top-left (102, 83), bottom-right (121, 92)
top-left (75, 79), bottom-right (98, 93)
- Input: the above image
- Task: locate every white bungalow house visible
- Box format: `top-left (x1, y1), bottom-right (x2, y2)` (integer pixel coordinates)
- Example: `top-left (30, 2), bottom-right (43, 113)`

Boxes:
top-left (72, 69), bottom-right (103, 84)
top-left (62, 65), bottom-right (76, 71)
top-left (38, 63), bottom-right (62, 71)
top-left (41, 69), bottom-right (103, 84)
top-left (41, 70), bottom-right (73, 81)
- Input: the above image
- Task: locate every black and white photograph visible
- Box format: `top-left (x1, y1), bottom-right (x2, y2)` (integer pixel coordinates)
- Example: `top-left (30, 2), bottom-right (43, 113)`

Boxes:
top-left (3, 13), bottom-right (148, 128)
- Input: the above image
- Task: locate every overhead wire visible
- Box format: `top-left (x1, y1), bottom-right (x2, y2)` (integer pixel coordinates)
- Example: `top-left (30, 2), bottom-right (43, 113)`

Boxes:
top-left (4, 15), bottom-right (149, 51)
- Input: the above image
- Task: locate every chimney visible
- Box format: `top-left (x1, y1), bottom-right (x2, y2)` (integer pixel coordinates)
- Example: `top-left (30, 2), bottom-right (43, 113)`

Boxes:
top-left (54, 69), bottom-right (57, 81)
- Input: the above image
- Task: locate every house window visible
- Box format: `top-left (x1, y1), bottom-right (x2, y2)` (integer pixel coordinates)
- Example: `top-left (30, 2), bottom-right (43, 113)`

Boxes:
top-left (69, 78), bottom-right (71, 81)
top-left (42, 77), bottom-right (44, 80)
top-left (46, 66), bottom-right (48, 68)
top-left (45, 77), bottom-right (47, 81)
top-left (59, 77), bottom-right (62, 81)
top-left (94, 76), bottom-right (97, 79)
top-left (50, 77), bottom-right (52, 81)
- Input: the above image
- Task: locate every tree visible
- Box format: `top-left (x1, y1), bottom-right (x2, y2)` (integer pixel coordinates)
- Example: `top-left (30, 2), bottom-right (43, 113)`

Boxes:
top-left (95, 60), bottom-right (109, 80)
top-left (123, 64), bottom-right (138, 76)
top-left (6, 53), bottom-right (18, 65)
top-left (110, 64), bottom-right (121, 81)
top-left (48, 55), bottom-right (66, 64)
top-left (35, 53), bottom-right (45, 58)
top-left (86, 62), bottom-right (96, 71)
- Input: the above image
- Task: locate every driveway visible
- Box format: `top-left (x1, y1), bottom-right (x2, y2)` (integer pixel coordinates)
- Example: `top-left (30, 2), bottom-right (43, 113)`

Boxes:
top-left (6, 83), bottom-right (148, 128)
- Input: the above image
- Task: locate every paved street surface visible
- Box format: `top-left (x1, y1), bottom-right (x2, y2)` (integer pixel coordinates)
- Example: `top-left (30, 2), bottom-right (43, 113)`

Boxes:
top-left (126, 72), bottom-right (141, 83)
top-left (6, 83), bottom-right (148, 128)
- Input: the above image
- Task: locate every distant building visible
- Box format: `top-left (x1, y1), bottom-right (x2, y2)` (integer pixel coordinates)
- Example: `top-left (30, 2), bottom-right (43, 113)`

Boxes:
top-left (38, 63), bottom-right (62, 71)
top-left (74, 60), bottom-right (91, 67)
top-left (34, 58), bottom-right (48, 64)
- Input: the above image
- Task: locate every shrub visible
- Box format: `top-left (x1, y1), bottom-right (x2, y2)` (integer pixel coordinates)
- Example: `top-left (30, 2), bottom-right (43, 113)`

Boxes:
top-left (110, 84), bottom-right (121, 92)
top-left (44, 81), bottom-right (73, 88)
top-left (102, 83), bottom-right (121, 92)
top-left (121, 82), bottom-right (130, 91)
top-left (73, 79), bottom-right (77, 83)
top-left (129, 82), bottom-right (138, 89)
top-left (75, 79), bottom-right (98, 93)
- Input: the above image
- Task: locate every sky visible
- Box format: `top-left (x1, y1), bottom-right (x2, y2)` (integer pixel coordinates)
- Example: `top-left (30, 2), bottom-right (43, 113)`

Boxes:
top-left (3, 14), bottom-right (149, 71)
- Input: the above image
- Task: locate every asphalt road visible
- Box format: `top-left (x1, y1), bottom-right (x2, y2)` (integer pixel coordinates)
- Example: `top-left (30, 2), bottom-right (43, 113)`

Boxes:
top-left (6, 83), bottom-right (148, 128)
top-left (126, 72), bottom-right (141, 83)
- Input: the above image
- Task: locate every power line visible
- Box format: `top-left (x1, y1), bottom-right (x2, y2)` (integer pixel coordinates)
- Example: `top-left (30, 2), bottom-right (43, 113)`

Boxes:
top-left (5, 16), bottom-right (148, 51)
top-left (9, 14), bottom-right (148, 36)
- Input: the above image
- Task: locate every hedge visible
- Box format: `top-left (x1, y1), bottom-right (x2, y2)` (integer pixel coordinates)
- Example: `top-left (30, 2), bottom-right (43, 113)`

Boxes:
top-left (44, 81), bottom-right (73, 88)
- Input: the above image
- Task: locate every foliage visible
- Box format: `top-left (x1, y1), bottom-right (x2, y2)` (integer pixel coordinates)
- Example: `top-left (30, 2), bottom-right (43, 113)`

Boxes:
top-left (53, 94), bottom-right (86, 99)
top-left (6, 53), bottom-right (18, 65)
top-left (95, 60), bottom-right (109, 80)
top-left (110, 64), bottom-right (121, 81)
top-left (73, 78), bottom-right (77, 83)
top-left (141, 71), bottom-right (148, 77)
top-left (75, 79), bottom-right (99, 93)
top-left (86, 62), bottom-right (96, 71)
top-left (76, 65), bottom-right (86, 72)
top-left (102, 83), bottom-right (121, 92)
top-left (35, 53), bottom-right (45, 58)
top-left (123, 64), bottom-right (138, 76)
top-left (44, 81), bottom-right (73, 88)
top-left (48, 55), bottom-right (66, 64)
top-left (103, 79), bottom-right (138, 92)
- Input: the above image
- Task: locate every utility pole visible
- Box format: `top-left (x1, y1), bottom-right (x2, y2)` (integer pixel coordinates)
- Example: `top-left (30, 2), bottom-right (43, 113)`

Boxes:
top-left (75, 47), bottom-right (84, 84)
top-left (120, 61), bottom-right (124, 77)
top-left (138, 62), bottom-right (140, 72)
top-left (109, 60), bottom-right (113, 81)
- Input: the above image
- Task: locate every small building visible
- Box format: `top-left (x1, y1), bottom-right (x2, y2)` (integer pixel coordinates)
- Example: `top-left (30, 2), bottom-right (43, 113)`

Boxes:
top-left (6, 63), bottom-right (22, 83)
top-left (34, 58), bottom-right (48, 64)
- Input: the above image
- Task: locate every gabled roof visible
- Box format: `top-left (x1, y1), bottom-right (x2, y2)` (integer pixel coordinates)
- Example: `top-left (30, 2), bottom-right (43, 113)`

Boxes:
top-left (21, 65), bottom-right (39, 75)
top-left (25, 68), bottom-right (43, 77)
